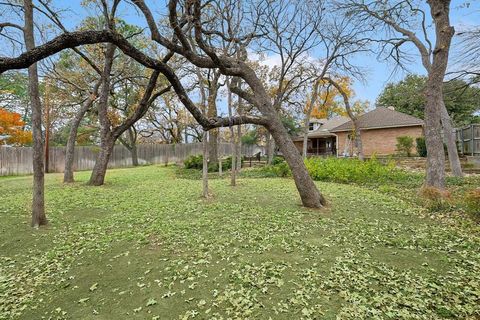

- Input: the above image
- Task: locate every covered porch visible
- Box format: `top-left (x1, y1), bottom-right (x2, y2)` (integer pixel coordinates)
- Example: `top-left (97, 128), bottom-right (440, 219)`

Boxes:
top-left (305, 137), bottom-right (337, 156)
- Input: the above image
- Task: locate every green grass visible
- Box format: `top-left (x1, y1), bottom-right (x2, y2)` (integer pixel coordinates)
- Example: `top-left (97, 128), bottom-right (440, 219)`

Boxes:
top-left (0, 166), bottom-right (479, 319)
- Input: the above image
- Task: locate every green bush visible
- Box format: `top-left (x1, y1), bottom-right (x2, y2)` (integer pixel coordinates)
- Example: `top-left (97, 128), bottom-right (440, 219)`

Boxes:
top-left (241, 157), bottom-right (419, 186)
top-left (208, 156), bottom-right (233, 172)
top-left (184, 155), bottom-right (203, 169)
top-left (184, 155), bottom-right (232, 172)
top-left (396, 136), bottom-right (414, 157)
top-left (270, 162), bottom-right (291, 177)
top-left (272, 156), bottom-right (285, 165)
top-left (416, 137), bottom-right (427, 157)
top-left (304, 157), bottom-right (415, 185)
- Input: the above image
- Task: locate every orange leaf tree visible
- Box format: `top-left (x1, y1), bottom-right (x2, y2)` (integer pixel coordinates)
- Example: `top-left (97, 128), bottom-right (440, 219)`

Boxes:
top-left (306, 77), bottom-right (353, 119)
top-left (0, 108), bottom-right (32, 146)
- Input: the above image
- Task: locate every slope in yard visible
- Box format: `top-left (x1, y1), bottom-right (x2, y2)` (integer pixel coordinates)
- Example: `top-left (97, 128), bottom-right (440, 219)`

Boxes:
top-left (0, 166), bottom-right (479, 319)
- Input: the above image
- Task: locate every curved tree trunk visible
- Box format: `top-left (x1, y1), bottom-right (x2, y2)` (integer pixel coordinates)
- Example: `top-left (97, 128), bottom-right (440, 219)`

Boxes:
top-left (24, 0), bottom-right (46, 227)
top-left (88, 136), bottom-right (115, 186)
top-left (88, 70), bottom-right (162, 185)
top-left (88, 43), bottom-right (115, 186)
top-left (64, 82), bottom-right (101, 183)
top-left (440, 101), bottom-right (463, 177)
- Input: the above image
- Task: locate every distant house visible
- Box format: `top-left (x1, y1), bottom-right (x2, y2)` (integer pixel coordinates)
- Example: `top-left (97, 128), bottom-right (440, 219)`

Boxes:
top-left (292, 116), bottom-right (350, 156)
top-left (293, 107), bottom-right (424, 157)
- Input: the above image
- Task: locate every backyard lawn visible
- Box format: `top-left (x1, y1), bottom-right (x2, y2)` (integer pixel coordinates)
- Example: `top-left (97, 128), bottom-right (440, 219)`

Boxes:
top-left (0, 165), bottom-right (479, 319)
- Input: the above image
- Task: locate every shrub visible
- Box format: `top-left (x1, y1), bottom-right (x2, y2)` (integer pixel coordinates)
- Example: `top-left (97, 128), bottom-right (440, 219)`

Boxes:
top-left (184, 155), bottom-right (203, 169)
top-left (464, 189), bottom-right (480, 217)
top-left (240, 157), bottom-right (420, 185)
top-left (184, 154), bottom-right (232, 172)
top-left (208, 156), bottom-right (233, 172)
top-left (396, 136), bottom-right (414, 157)
top-left (416, 137), bottom-right (427, 157)
top-left (418, 186), bottom-right (452, 212)
top-left (304, 157), bottom-right (414, 185)
top-left (271, 156), bottom-right (285, 165)
top-left (270, 161), bottom-right (291, 177)
top-left (239, 161), bottom-right (291, 178)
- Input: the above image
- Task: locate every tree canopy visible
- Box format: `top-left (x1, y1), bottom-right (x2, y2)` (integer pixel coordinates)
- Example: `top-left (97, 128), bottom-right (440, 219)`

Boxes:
top-left (0, 108), bottom-right (32, 145)
top-left (377, 75), bottom-right (480, 126)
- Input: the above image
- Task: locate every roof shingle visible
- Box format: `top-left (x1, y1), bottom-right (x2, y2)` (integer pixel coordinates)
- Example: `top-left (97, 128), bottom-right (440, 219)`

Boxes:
top-left (330, 107), bottom-right (424, 132)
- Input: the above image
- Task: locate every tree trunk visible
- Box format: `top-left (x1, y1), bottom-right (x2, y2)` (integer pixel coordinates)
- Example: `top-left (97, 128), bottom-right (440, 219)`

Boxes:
top-left (44, 87), bottom-right (50, 173)
top-left (268, 136), bottom-right (275, 164)
top-left (202, 130), bottom-right (209, 198)
top-left (422, 0), bottom-right (455, 188)
top-left (127, 127), bottom-right (139, 166)
top-left (302, 128), bottom-right (309, 159)
top-left (88, 136), bottom-right (115, 186)
top-left (266, 133), bottom-right (274, 165)
top-left (64, 82), bottom-right (100, 183)
top-left (227, 79), bottom-right (236, 186)
top-left (218, 140), bottom-right (223, 177)
top-left (424, 79), bottom-right (446, 188)
top-left (236, 124), bottom-right (242, 171)
top-left (230, 130), bottom-right (237, 186)
top-left (355, 128), bottom-right (364, 161)
top-left (302, 81), bottom-right (320, 159)
top-left (267, 118), bottom-right (325, 207)
top-left (131, 142), bottom-right (139, 166)
top-left (236, 96), bottom-right (243, 172)
top-left (207, 81), bottom-right (219, 167)
top-left (439, 101), bottom-right (463, 177)
top-left (24, 0), bottom-right (46, 227)
top-left (88, 43), bottom-right (115, 186)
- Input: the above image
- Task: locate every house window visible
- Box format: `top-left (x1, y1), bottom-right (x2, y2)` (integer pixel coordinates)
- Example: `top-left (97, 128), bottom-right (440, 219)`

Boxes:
top-left (309, 122), bottom-right (314, 131)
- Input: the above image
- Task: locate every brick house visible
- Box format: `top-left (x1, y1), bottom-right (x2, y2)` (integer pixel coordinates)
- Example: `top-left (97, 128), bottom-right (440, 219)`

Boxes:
top-left (293, 107), bottom-right (424, 157)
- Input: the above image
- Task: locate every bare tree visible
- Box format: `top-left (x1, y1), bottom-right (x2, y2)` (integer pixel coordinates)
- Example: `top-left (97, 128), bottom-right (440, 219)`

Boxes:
top-left (24, 0), bottom-right (46, 227)
top-left (324, 76), bottom-right (364, 160)
top-left (300, 14), bottom-right (369, 158)
top-left (64, 80), bottom-right (101, 182)
top-left (340, 0), bottom-right (462, 186)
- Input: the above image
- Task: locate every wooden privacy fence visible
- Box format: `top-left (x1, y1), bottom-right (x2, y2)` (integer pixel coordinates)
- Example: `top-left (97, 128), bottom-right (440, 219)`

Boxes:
top-left (457, 124), bottom-right (480, 156)
top-left (0, 143), bottom-right (264, 176)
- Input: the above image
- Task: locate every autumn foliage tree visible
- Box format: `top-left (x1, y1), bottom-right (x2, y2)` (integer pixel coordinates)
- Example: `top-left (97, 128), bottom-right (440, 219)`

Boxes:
top-left (306, 77), bottom-right (352, 119)
top-left (302, 76), bottom-right (368, 158)
top-left (0, 108), bottom-right (32, 146)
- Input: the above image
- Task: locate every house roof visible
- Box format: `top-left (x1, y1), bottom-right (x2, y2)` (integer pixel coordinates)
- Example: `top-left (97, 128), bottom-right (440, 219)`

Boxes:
top-left (330, 107), bottom-right (424, 132)
top-left (292, 116), bottom-right (350, 141)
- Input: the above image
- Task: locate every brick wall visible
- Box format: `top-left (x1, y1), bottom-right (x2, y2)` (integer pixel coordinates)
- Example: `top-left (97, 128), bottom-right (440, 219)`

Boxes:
top-left (335, 125), bottom-right (424, 156)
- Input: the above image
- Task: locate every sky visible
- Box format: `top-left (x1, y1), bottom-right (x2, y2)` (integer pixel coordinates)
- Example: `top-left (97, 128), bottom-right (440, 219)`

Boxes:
top-left (351, 1), bottom-right (480, 104)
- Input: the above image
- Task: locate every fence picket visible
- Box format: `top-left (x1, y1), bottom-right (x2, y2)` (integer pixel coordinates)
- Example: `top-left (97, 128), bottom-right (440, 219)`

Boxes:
top-left (0, 143), bottom-right (265, 176)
